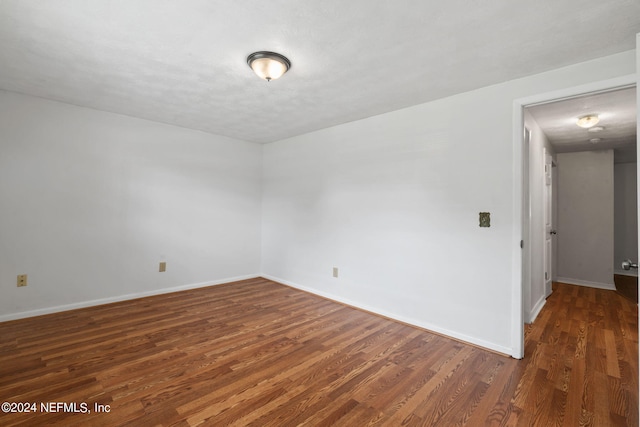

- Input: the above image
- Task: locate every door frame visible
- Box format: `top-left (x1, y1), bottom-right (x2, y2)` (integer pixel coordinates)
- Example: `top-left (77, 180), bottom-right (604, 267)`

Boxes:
top-left (544, 148), bottom-right (553, 298)
top-left (511, 74), bottom-right (636, 359)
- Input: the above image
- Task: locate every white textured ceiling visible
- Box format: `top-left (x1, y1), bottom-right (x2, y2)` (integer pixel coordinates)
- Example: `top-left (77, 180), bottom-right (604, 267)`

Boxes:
top-left (527, 87), bottom-right (637, 162)
top-left (1, 1), bottom-right (639, 143)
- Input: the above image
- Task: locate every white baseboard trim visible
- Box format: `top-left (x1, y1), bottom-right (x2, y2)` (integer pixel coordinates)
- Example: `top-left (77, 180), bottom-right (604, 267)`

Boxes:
top-left (0, 274), bottom-right (260, 323)
top-left (526, 295), bottom-right (546, 324)
top-left (261, 274), bottom-right (513, 357)
top-left (555, 277), bottom-right (616, 291)
top-left (614, 269), bottom-right (638, 277)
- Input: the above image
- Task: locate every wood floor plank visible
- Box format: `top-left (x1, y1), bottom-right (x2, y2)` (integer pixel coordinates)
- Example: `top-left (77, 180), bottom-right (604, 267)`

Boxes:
top-left (0, 279), bottom-right (636, 426)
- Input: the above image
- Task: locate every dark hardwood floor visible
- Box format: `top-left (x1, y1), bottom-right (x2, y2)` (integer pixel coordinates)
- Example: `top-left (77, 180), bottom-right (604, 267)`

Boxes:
top-left (615, 274), bottom-right (638, 303)
top-left (0, 278), bottom-right (637, 426)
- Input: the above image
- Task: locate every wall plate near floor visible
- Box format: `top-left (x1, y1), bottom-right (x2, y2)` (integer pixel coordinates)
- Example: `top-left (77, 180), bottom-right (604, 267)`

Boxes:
top-left (17, 274), bottom-right (27, 287)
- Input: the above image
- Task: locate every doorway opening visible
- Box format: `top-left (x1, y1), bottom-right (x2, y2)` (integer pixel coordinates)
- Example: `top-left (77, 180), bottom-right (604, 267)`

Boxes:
top-left (511, 75), bottom-right (637, 359)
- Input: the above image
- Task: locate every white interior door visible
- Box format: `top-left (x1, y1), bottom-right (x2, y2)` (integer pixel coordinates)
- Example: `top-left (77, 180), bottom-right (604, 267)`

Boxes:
top-left (544, 149), bottom-right (554, 297)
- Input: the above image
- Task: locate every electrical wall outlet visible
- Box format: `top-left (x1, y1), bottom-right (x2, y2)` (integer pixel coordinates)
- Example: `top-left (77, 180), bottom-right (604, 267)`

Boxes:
top-left (17, 274), bottom-right (27, 287)
top-left (332, 267), bottom-right (339, 278)
top-left (159, 262), bottom-right (166, 272)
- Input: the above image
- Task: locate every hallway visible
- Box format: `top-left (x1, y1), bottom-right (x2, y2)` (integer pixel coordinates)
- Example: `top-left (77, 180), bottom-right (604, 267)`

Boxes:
top-left (517, 282), bottom-right (638, 426)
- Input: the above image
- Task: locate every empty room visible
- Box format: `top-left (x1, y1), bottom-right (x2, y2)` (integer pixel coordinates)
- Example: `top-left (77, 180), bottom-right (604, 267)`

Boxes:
top-left (0, 1), bottom-right (638, 426)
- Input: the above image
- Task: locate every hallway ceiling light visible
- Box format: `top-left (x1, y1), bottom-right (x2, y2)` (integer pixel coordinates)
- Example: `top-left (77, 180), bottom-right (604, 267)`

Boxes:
top-left (589, 138), bottom-right (602, 144)
top-left (588, 126), bottom-right (604, 133)
top-left (247, 51), bottom-right (291, 81)
top-left (576, 114), bottom-right (599, 128)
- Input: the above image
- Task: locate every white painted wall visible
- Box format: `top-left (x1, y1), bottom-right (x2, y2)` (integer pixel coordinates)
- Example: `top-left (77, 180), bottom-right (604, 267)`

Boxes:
top-left (262, 50), bottom-right (635, 355)
top-left (556, 150), bottom-right (615, 289)
top-left (0, 91), bottom-right (262, 320)
top-left (523, 111), bottom-right (555, 322)
top-left (614, 161), bottom-right (638, 276)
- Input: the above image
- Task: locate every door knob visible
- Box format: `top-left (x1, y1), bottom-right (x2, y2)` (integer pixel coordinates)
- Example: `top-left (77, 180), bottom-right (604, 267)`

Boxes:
top-left (622, 259), bottom-right (638, 270)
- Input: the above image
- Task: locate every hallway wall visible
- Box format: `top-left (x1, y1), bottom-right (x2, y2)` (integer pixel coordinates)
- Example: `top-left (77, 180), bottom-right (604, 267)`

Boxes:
top-left (556, 150), bottom-right (615, 289)
top-left (614, 161), bottom-right (638, 275)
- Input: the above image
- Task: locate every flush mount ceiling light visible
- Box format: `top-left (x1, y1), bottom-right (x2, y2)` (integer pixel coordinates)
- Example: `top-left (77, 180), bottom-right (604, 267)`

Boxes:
top-left (247, 51), bottom-right (291, 81)
top-left (576, 114), bottom-right (599, 128)
top-left (588, 126), bottom-right (605, 133)
top-left (590, 138), bottom-right (602, 144)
